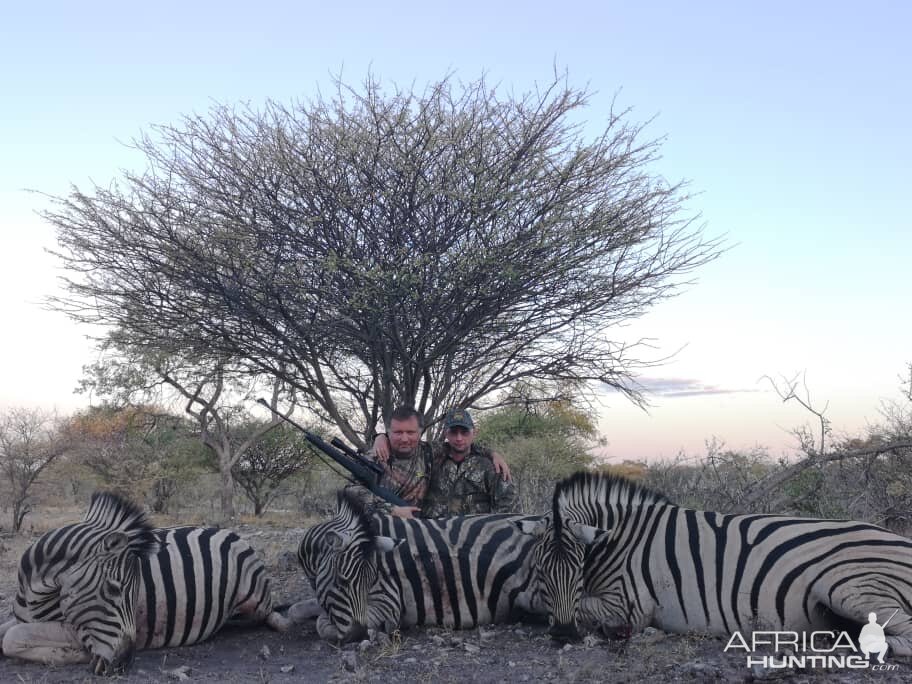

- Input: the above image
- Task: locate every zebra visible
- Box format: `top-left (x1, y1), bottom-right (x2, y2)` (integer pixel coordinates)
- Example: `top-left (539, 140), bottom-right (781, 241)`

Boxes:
top-left (0, 491), bottom-right (290, 675)
top-left (294, 489), bottom-right (547, 643)
top-left (528, 470), bottom-right (912, 655)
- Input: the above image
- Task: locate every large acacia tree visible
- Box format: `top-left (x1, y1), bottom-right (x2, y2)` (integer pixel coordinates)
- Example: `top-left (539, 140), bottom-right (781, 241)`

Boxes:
top-left (47, 73), bottom-right (721, 447)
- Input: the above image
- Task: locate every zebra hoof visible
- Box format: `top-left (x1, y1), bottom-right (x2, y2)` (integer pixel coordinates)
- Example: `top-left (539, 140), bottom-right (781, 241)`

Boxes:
top-left (267, 611), bottom-right (293, 633)
top-left (287, 599), bottom-right (322, 623)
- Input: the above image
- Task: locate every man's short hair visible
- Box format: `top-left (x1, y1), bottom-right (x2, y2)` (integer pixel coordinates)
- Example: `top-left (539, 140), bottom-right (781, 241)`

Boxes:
top-left (388, 405), bottom-right (423, 429)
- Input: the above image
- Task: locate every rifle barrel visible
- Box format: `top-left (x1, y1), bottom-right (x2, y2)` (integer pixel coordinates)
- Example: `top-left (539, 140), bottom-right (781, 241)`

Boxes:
top-left (256, 399), bottom-right (410, 507)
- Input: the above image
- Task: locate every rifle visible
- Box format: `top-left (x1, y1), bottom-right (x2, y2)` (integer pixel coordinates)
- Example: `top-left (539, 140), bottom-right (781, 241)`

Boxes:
top-left (256, 399), bottom-right (410, 508)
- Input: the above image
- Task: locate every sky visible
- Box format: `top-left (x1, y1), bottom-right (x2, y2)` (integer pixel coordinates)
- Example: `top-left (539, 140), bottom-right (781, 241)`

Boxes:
top-left (1, 1), bottom-right (909, 462)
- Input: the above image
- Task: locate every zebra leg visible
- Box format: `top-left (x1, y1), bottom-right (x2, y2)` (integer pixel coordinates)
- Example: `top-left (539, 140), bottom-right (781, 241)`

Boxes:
top-left (266, 611), bottom-right (292, 633)
top-left (316, 614), bottom-right (343, 642)
top-left (233, 602), bottom-right (290, 633)
top-left (0, 618), bottom-right (17, 649)
top-left (233, 594), bottom-right (291, 633)
top-left (287, 598), bottom-right (322, 623)
top-left (1, 621), bottom-right (91, 666)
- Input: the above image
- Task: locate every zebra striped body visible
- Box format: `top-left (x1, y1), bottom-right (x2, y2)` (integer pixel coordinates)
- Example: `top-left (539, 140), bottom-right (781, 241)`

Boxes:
top-left (1, 493), bottom-right (288, 675)
top-left (544, 471), bottom-right (912, 655)
top-left (296, 491), bottom-right (544, 642)
top-left (134, 526), bottom-right (284, 648)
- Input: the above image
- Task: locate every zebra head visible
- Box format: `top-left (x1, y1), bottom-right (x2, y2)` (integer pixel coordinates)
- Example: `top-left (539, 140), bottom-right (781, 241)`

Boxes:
top-left (56, 492), bottom-right (158, 675)
top-left (302, 491), bottom-right (398, 644)
top-left (521, 471), bottom-right (668, 641)
top-left (517, 480), bottom-right (606, 642)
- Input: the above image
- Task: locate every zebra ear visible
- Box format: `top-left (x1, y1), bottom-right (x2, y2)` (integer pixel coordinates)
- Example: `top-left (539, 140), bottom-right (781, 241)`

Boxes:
top-left (566, 521), bottom-right (607, 545)
top-left (374, 536), bottom-right (402, 553)
top-left (102, 531), bottom-right (130, 552)
top-left (516, 519), bottom-right (548, 537)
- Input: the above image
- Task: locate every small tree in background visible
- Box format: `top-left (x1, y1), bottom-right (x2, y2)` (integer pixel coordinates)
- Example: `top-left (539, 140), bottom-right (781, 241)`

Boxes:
top-left (478, 382), bottom-right (603, 513)
top-left (643, 440), bottom-right (775, 513)
top-left (163, 365), bottom-right (294, 522)
top-left (640, 366), bottom-right (912, 530)
top-left (65, 405), bottom-right (209, 514)
top-left (0, 407), bottom-right (70, 532)
top-left (231, 422), bottom-right (315, 516)
top-left (77, 344), bottom-right (296, 522)
top-left (733, 371), bottom-right (912, 517)
top-left (798, 365), bottom-right (912, 530)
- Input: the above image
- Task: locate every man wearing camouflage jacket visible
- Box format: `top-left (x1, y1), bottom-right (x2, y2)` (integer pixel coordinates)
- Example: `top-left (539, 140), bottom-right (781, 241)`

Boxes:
top-left (422, 408), bottom-right (516, 517)
top-left (348, 405), bottom-right (433, 518)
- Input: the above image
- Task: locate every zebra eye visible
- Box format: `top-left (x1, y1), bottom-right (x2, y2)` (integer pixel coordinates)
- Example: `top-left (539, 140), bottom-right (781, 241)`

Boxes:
top-left (104, 579), bottom-right (123, 597)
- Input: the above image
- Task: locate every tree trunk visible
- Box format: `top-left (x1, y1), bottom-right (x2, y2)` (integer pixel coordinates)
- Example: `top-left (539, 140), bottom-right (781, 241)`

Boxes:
top-left (13, 499), bottom-right (26, 533)
top-left (219, 465), bottom-right (236, 523)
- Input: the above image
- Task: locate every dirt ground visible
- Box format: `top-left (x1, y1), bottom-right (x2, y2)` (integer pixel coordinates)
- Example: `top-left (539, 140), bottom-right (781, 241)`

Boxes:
top-left (1, 525), bottom-right (907, 683)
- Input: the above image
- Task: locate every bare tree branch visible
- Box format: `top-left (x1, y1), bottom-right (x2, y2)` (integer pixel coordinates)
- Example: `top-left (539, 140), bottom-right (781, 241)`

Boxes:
top-left (742, 440), bottom-right (912, 510)
top-left (761, 371), bottom-right (831, 456)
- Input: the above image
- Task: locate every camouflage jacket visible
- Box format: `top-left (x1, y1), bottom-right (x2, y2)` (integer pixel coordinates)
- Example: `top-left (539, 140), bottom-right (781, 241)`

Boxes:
top-left (422, 443), bottom-right (516, 518)
top-left (346, 442), bottom-right (434, 516)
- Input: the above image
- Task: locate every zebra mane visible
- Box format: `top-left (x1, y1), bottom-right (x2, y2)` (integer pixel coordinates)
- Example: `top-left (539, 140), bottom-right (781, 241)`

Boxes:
top-left (336, 489), bottom-right (377, 541)
top-left (554, 471), bottom-right (670, 515)
top-left (84, 491), bottom-right (159, 557)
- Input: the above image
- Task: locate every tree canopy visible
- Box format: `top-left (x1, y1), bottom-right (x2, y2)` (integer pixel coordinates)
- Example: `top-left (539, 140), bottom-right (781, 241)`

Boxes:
top-left (47, 72), bottom-right (721, 445)
top-left (64, 404), bottom-right (209, 513)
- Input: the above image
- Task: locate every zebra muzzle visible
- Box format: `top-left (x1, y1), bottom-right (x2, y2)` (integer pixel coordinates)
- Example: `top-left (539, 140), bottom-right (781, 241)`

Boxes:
top-left (339, 621), bottom-right (369, 645)
top-left (548, 620), bottom-right (581, 643)
top-left (106, 638), bottom-right (136, 675)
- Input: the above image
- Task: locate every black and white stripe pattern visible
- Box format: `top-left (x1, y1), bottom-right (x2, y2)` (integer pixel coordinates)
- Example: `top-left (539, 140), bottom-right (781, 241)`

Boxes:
top-left (4, 492), bottom-right (288, 675)
top-left (297, 490), bottom-right (545, 643)
top-left (10, 492), bottom-right (159, 673)
top-left (136, 525), bottom-right (286, 649)
top-left (542, 471), bottom-right (912, 654)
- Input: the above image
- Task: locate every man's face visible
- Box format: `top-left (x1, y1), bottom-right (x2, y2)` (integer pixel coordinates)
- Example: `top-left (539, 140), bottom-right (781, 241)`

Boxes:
top-left (389, 416), bottom-right (420, 456)
top-left (445, 426), bottom-right (474, 457)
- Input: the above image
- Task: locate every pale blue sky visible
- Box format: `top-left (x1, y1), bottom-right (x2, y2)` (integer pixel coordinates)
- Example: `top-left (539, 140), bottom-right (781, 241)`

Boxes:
top-left (1, 1), bottom-right (909, 460)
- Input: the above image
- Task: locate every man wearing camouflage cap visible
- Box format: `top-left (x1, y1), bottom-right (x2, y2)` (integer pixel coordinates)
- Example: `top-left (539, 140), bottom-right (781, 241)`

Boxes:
top-left (421, 407), bottom-right (516, 517)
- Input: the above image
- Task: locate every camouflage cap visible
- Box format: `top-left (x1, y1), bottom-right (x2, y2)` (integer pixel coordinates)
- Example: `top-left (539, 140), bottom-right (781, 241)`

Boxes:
top-left (443, 407), bottom-right (474, 430)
